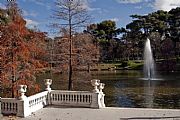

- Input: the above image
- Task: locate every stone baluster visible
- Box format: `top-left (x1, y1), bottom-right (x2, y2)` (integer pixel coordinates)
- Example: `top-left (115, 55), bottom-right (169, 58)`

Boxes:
top-left (91, 79), bottom-right (100, 93)
top-left (44, 79), bottom-right (52, 91)
top-left (18, 85), bottom-right (27, 100)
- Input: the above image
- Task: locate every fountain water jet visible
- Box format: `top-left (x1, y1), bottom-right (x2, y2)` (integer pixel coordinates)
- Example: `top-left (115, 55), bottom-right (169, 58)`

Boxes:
top-left (144, 38), bottom-right (155, 80)
top-left (143, 38), bottom-right (156, 107)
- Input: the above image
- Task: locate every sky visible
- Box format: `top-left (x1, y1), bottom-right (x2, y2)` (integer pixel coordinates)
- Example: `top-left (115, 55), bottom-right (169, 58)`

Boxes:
top-left (1, 0), bottom-right (180, 38)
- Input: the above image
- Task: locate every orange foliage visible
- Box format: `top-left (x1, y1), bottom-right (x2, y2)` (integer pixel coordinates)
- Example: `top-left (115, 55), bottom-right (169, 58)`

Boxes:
top-left (0, 2), bottom-right (47, 97)
top-left (51, 33), bottom-right (99, 72)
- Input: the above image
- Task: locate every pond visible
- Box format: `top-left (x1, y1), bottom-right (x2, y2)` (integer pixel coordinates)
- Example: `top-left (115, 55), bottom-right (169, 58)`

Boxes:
top-left (37, 70), bottom-right (180, 109)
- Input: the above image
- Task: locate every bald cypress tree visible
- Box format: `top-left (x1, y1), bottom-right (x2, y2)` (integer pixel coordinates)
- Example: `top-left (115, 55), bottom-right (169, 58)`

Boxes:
top-left (52, 0), bottom-right (90, 90)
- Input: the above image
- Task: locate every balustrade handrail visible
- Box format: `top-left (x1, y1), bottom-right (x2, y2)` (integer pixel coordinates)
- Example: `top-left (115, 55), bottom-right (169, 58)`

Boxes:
top-left (51, 90), bottom-right (92, 93)
top-left (27, 91), bottom-right (49, 114)
top-left (1, 98), bottom-right (17, 100)
top-left (28, 91), bottom-right (49, 101)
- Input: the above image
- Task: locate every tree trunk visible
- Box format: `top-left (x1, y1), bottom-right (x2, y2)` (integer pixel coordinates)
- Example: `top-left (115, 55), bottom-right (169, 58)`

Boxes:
top-left (11, 52), bottom-right (15, 98)
top-left (68, 6), bottom-right (73, 90)
top-left (88, 64), bottom-right (91, 73)
top-left (68, 64), bottom-right (73, 90)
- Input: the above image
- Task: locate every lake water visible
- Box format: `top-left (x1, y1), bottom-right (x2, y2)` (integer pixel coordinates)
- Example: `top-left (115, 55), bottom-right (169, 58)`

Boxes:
top-left (37, 70), bottom-right (180, 109)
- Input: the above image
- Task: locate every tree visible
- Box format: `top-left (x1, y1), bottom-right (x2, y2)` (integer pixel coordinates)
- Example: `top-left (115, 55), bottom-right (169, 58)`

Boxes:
top-left (0, 8), bottom-right (10, 25)
top-left (50, 31), bottom-right (99, 88)
top-left (123, 10), bottom-right (170, 60)
top-left (96, 20), bottom-right (120, 40)
top-left (73, 33), bottom-right (99, 72)
top-left (125, 21), bottom-right (144, 60)
top-left (168, 7), bottom-right (180, 57)
top-left (87, 20), bottom-right (121, 42)
top-left (86, 20), bottom-right (121, 61)
top-left (130, 10), bottom-right (169, 36)
top-left (52, 0), bottom-right (91, 90)
top-left (0, 1), bottom-right (47, 97)
top-left (55, 32), bottom-right (99, 70)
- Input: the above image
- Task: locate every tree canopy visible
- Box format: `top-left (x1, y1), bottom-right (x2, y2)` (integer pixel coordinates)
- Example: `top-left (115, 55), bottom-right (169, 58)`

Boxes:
top-left (0, 2), bottom-right (47, 97)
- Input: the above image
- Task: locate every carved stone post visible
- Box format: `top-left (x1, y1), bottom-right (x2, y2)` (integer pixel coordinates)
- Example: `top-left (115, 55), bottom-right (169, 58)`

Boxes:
top-left (17, 85), bottom-right (30, 117)
top-left (44, 79), bottom-right (52, 105)
top-left (44, 79), bottom-right (52, 91)
top-left (18, 85), bottom-right (27, 100)
top-left (91, 79), bottom-right (100, 93)
top-left (99, 83), bottom-right (105, 108)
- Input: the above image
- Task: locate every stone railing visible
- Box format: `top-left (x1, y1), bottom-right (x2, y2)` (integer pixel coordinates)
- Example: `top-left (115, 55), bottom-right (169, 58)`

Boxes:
top-left (28, 91), bottom-right (49, 114)
top-left (50, 90), bottom-right (92, 107)
top-left (0, 79), bottom-right (105, 117)
top-left (1, 98), bottom-right (18, 115)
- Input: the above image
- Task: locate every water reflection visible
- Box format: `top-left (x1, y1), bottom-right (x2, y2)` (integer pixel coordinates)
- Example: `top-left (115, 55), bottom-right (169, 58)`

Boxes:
top-left (91, 70), bottom-right (180, 109)
top-left (144, 80), bottom-right (155, 108)
top-left (36, 70), bottom-right (180, 109)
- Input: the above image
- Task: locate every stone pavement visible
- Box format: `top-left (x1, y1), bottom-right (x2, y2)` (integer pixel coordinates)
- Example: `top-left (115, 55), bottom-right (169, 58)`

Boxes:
top-left (1, 106), bottom-right (180, 120)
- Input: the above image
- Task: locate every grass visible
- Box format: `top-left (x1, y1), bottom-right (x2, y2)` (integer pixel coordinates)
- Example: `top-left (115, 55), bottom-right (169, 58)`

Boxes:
top-left (97, 58), bottom-right (180, 71)
top-left (96, 60), bottom-right (143, 70)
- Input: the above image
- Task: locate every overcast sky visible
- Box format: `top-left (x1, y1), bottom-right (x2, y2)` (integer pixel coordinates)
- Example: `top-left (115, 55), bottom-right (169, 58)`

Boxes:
top-left (1, 0), bottom-right (180, 37)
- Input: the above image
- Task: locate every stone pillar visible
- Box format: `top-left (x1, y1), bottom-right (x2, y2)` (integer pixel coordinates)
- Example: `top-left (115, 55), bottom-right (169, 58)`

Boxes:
top-left (90, 93), bottom-right (99, 108)
top-left (17, 85), bottom-right (30, 117)
top-left (99, 83), bottom-right (105, 108)
top-left (90, 79), bottom-right (106, 108)
top-left (17, 99), bottom-right (29, 117)
top-left (44, 79), bottom-right (52, 105)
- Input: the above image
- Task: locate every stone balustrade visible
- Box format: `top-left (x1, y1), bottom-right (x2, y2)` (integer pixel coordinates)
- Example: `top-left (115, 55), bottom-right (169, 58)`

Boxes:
top-left (50, 90), bottom-right (93, 107)
top-left (0, 79), bottom-right (105, 117)
top-left (1, 98), bottom-right (18, 115)
top-left (28, 91), bottom-right (49, 113)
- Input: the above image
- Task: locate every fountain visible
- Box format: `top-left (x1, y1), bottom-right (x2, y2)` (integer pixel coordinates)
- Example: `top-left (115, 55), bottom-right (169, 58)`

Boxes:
top-left (143, 38), bottom-right (155, 80)
top-left (143, 38), bottom-right (155, 107)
